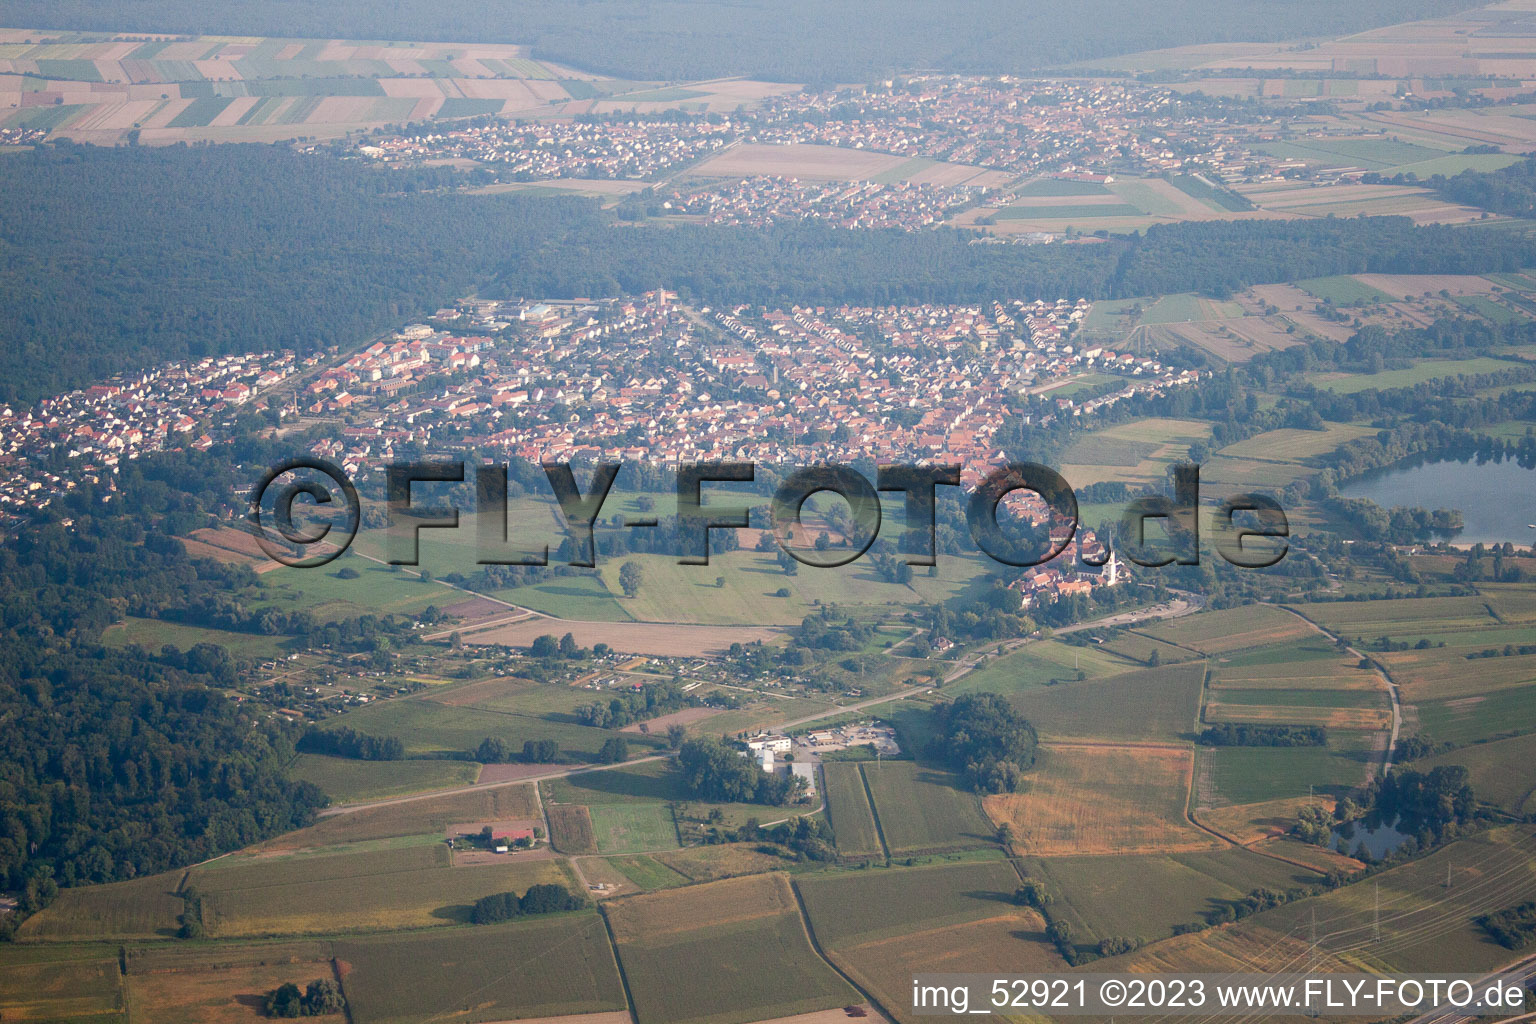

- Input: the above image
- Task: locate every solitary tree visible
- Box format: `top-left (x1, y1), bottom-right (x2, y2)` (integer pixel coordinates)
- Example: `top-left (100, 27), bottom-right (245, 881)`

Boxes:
top-left (619, 560), bottom-right (644, 598)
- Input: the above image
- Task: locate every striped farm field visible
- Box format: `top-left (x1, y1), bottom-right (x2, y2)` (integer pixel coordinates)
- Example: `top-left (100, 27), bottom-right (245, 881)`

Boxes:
top-left (823, 762), bottom-right (883, 858)
top-left (606, 874), bottom-right (858, 1024)
top-left (861, 762), bottom-right (996, 855)
top-left (798, 860), bottom-right (1064, 1024)
top-left (338, 914), bottom-right (626, 1024)
top-left (1142, 604), bottom-right (1312, 655)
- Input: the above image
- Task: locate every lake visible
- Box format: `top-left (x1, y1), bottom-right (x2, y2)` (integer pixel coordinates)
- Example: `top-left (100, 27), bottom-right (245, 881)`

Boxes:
top-left (1339, 454), bottom-right (1536, 546)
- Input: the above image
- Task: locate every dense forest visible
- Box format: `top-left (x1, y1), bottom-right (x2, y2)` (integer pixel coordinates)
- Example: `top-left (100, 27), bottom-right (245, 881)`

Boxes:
top-left (9, 143), bottom-right (1536, 406)
top-left (938, 693), bottom-right (1038, 793)
top-left (0, 451), bottom-right (329, 921)
top-left (12, 0), bottom-right (1472, 81)
top-left (0, 143), bottom-right (597, 405)
top-left (1411, 157), bottom-right (1536, 220)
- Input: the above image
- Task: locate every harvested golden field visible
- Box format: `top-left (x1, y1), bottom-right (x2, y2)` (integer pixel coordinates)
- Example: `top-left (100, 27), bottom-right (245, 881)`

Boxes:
top-left (605, 872), bottom-right (796, 944)
top-left (1203, 702), bottom-right (1393, 731)
top-left (984, 743), bottom-right (1219, 856)
top-left (1197, 795), bottom-right (1322, 844)
top-left (548, 803), bottom-right (598, 855)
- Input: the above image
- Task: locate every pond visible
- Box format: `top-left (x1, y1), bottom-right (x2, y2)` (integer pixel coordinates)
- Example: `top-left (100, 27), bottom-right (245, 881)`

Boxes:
top-left (1330, 816), bottom-right (1414, 861)
top-left (1339, 454), bottom-right (1536, 546)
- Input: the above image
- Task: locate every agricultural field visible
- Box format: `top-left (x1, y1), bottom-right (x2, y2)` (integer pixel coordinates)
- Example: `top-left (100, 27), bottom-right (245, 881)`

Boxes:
top-left (337, 914), bottom-right (626, 1024)
top-left (605, 874), bottom-right (858, 1024)
top-left (0, 945), bottom-right (126, 1021)
top-left (973, 175), bottom-right (1249, 234)
top-left (1417, 687), bottom-right (1536, 747)
top-left (1057, 417), bottom-right (1213, 488)
top-left (124, 958), bottom-right (341, 1024)
top-left (1142, 604), bottom-right (1313, 656)
top-left (798, 860), bottom-right (1063, 1024)
top-left (1310, 356), bottom-right (1522, 394)
top-left (258, 784), bottom-right (539, 850)
top-left (1020, 848), bottom-right (1321, 947)
top-left (948, 638), bottom-right (1137, 696)
top-left (547, 802), bottom-right (599, 854)
top-left (1097, 629), bottom-right (1200, 667)
top-left (983, 743), bottom-right (1219, 856)
top-left (1294, 275), bottom-right (1398, 306)
top-left (0, 32), bottom-right (611, 144)
top-left (606, 854), bottom-right (692, 891)
top-left (289, 753), bottom-right (481, 803)
top-left (308, 690), bottom-right (661, 761)
top-left (1007, 663), bottom-right (1206, 743)
top-left (587, 803), bottom-right (679, 854)
top-left (16, 872), bottom-right (184, 941)
top-left (1239, 826), bottom-right (1536, 975)
top-left (1417, 733), bottom-right (1536, 815)
top-left (823, 762), bottom-right (884, 859)
top-left (860, 762), bottom-right (997, 856)
top-left (102, 615), bottom-right (289, 659)
top-left (185, 843), bottom-right (571, 935)
top-left (1216, 423), bottom-right (1377, 463)
top-left (1201, 731), bottom-right (1381, 806)
top-left (652, 843), bottom-right (798, 884)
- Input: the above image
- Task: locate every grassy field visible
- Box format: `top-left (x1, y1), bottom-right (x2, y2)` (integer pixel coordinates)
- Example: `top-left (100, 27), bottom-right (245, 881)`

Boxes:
top-left (796, 859), bottom-right (1024, 948)
top-left (1417, 688), bottom-right (1536, 747)
top-left (984, 743), bottom-right (1217, 856)
top-left (186, 844), bottom-right (570, 935)
top-left (588, 802), bottom-right (679, 854)
top-left (545, 758), bottom-right (776, 833)
top-left (1418, 733), bottom-right (1536, 814)
top-left (1098, 630), bottom-right (1199, 667)
top-left (823, 762), bottom-right (884, 858)
top-left (338, 914), bottom-right (626, 1024)
top-left (312, 693), bottom-right (659, 761)
top-left (289, 753), bottom-right (480, 803)
top-left (608, 853), bottom-right (692, 890)
top-left (102, 615), bottom-right (289, 659)
top-left (1308, 357), bottom-right (1518, 394)
top-left (1021, 848), bottom-right (1321, 947)
top-left (605, 874), bottom-right (858, 1024)
top-left (1016, 178), bottom-right (1113, 196)
top-left (1007, 663), bottom-right (1206, 743)
top-left (861, 762), bottom-right (997, 856)
top-left (1205, 733), bottom-right (1378, 804)
top-left (1294, 275), bottom-right (1396, 305)
top-left (948, 639), bottom-right (1136, 696)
